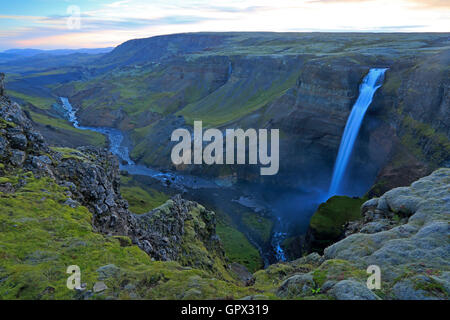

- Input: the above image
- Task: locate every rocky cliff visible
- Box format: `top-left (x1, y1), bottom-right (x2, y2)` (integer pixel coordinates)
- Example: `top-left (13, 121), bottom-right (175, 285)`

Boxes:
top-left (51, 33), bottom-right (449, 195)
top-left (1, 77), bottom-right (449, 299)
top-left (0, 88), bottom-right (227, 276)
top-left (252, 168), bottom-right (450, 300)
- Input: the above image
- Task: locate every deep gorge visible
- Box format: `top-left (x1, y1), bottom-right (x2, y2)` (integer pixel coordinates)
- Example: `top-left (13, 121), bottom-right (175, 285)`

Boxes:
top-left (3, 32), bottom-right (449, 272)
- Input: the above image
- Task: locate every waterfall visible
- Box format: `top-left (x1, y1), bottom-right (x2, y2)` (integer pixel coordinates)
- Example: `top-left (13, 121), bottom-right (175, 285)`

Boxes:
top-left (328, 68), bottom-right (387, 197)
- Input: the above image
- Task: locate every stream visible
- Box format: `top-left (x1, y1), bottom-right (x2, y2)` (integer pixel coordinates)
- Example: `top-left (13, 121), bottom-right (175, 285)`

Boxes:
top-left (58, 68), bottom-right (387, 267)
top-left (60, 97), bottom-right (289, 265)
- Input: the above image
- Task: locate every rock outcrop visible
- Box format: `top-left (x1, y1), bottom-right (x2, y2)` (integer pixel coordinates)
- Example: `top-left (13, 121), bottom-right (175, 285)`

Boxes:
top-left (52, 33), bottom-right (449, 195)
top-left (322, 169), bottom-right (449, 299)
top-left (253, 169), bottom-right (449, 300)
top-left (326, 168), bottom-right (449, 276)
top-left (133, 194), bottom-right (225, 267)
top-left (0, 73), bottom-right (4, 96)
top-left (0, 92), bottom-right (225, 271)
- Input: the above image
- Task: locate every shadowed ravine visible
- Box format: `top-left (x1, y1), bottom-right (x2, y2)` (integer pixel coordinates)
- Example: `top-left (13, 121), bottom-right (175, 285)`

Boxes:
top-left (60, 97), bottom-right (293, 265)
top-left (60, 64), bottom-right (387, 266)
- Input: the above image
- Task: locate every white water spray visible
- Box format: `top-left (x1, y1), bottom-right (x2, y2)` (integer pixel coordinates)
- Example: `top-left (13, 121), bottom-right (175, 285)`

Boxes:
top-left (328, 68), bottom-right (387, 197)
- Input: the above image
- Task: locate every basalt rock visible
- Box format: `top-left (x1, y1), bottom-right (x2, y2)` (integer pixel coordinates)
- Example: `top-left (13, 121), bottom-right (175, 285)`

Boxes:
top-left (0, 91), bottom-right (224, 269)
top-left (0, 73), bottom-right (4, 96)
top-left (324, 168), bottom-right (450, 299)
top-left (0, 96), bottom-right (49, 169)
top-left (258, 169), bottom-right (449, 300)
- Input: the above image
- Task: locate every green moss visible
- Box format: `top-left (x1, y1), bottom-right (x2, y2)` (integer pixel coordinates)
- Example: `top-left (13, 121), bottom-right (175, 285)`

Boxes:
top-left (51, 147), bottom-right (90, 162)
top-left (0, 172), bottom-right (255, 300)
top-left (216, 220), bottom-right (263, 273)
top-left (400, 116), bottom-right (450, 167)
top-left (241, 212), bottom-right (273, 243)
top-left (312, 259), bottom-right (366, 287)
top-left (177, 205), bottom-right (235, 281)
top-left (120, 185), bottom-right (169, 214)
top-left (0, 177), bottom-right (10, 184)
top-left (368, 178), bottom-right (389, 197)
top-left (0, 118), bottom-right (16, 129)
top-left (413, 278), bottom-right (447, 297)
top-left (310, 196), bottom-right (366, 240)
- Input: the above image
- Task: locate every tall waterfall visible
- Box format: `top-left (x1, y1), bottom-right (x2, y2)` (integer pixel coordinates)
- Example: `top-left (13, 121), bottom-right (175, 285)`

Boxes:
top-left (328, 68), bottom-right (387, 197)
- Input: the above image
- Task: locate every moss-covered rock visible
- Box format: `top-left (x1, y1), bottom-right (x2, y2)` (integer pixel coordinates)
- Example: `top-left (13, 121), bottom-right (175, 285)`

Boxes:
top-left (0, 172), bottom-right (256, 300)
top-left (307, 196), bottom-right (367, 252)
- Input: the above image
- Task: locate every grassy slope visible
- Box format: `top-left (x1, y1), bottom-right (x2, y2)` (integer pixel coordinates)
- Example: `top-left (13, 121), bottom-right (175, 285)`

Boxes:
top-left (118, 175), bottom-right (264, 272)
top-left (216, 220), bottom-right (263, 273)
top-left (0, 172), bottom-right (257, 299)
top-left (6, 89), bottom-right (106, 148)
top-left (119, 175), bottom-right (170, 214)
top-left (176, 69), bottom-right (298, 127)
top-left (29, 111), bottom-right (106, 147)
top-left (7, 90), bottom-right (55, 110)
top-left (241, 212), bottom-right (273, 244)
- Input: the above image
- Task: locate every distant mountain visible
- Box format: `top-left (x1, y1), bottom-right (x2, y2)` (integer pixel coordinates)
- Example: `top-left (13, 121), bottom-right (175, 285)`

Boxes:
top-left (100, 32), bottom-right (232, 67)
top-left (0, 47), bottom-right (114, 64)
top-left (2, 47), bottom-right (114, 56)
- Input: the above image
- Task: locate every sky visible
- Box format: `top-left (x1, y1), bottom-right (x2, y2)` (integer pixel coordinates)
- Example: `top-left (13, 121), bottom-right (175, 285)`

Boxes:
top-left (0, 0), bottom-right (449, 50)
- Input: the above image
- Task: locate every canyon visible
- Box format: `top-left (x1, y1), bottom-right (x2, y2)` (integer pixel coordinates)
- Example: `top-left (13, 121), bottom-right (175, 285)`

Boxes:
top-left (1, 33), bottom-right (449, 297)
top-left (0, 90), bottom-right (448, 299)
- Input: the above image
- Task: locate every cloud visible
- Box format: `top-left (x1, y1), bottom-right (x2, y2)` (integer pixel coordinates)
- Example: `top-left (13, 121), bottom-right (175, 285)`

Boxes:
top-left (0, 0), bottom-right (448, 50)
top-left (309, 0), bottom-right (449, 6)
top-left (106, 0), bottom-right (133, 8)
top-left (409, 0), bottom-right (450, 9)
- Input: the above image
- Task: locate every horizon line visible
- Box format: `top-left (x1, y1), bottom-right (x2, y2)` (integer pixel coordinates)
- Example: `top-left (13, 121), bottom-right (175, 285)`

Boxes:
top-left (2, 30), bottom-right (449, 52)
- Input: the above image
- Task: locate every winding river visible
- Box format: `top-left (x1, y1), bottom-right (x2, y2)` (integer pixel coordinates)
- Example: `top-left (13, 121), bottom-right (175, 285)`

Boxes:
top-left (60, 97), bottom-right (288, 265)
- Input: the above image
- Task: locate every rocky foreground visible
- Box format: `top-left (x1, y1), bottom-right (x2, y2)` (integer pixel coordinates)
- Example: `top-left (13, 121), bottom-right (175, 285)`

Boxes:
top-left (266, 168), bottom-right (449, 300)
top-left (0, 88), bottom-right (449, 299)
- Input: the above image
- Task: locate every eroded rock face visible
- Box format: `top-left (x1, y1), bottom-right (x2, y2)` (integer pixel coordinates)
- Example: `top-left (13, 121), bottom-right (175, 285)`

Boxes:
top-left (0, 73), bottom-right (4, 96)
top-left (259, 169), bottom-right (449, 300)
top-left (0, 94), bottom-right (224, 269)
top-left (0, 96), bottom-right (48, 159)
top-left (325, 169), bottom-right (450, 297)
top-left (132, 195), bottom-right (220, 261)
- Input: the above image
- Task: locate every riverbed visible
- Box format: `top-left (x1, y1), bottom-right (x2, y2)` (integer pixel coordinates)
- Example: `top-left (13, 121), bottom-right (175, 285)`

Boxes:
top-left (60, 97), bottom-right (323, 265)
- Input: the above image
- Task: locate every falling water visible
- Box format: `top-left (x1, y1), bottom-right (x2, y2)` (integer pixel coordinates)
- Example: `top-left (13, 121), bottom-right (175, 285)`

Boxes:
top-left (328, 68), bottom-right (387, 197)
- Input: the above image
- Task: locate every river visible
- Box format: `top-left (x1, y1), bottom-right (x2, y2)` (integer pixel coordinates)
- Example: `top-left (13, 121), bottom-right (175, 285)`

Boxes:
top-left (59, 97), bottom-right (290, 265)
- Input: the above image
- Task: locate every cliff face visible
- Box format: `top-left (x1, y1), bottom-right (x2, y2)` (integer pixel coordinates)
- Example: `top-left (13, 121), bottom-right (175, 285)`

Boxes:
top-left (253, 168), bottom-right (450, 300)
top-left (0, 92), bottom-right (226, 274)
top-left (367, 49), bottom-right (450, 195)
top-left (52, 33), bottom-right (449, 194)
top-left (1, 75), bottom-right (449, 300)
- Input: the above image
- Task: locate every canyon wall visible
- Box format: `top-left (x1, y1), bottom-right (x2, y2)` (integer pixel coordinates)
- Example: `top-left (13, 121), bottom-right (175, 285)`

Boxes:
top-left (52, 33), bottom-right (449, 194)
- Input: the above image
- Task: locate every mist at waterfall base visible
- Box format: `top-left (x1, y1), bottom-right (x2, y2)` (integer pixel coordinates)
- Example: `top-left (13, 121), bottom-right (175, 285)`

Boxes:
top-left (270, 68), bottom-right (389, 240)
top-left (59, 66), bottom-right (386, 261)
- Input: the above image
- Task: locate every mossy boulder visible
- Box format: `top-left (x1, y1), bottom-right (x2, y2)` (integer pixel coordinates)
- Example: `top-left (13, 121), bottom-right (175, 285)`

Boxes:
top-left (0, 172), bottom-right (256, 299)
top-left (307, 196), bottom-right (367, 252)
